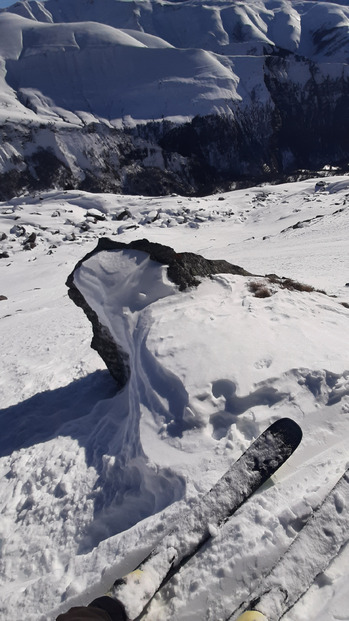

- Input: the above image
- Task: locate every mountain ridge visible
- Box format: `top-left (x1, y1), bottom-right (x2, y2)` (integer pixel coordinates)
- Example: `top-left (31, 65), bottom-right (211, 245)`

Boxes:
top-left (0, 0), bottom-right (348, 197)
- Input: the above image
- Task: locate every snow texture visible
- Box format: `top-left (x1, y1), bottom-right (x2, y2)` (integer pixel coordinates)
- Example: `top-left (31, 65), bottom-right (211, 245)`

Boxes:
top-left (0, 175), bottom-right (349, 619)
top-left (230, 468), bottom-right (349, 620)
top-left (0, 0), bottom-right (349, 201)
top-left (1, 0), bottom-right (349, 124)
top-left (107, 418), bottom-right (301, 619)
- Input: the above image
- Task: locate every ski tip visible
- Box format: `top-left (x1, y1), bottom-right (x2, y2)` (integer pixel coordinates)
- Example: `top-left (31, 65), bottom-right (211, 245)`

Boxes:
top-left (236, 612), bottom-right (268, 621)
top-left (269, 417), bottom-right (302, 449)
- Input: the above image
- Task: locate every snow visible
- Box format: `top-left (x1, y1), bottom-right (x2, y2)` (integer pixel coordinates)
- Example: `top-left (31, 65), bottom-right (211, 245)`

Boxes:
top-left (1, 0), bottom-right (349, 125)
top-left (230, 467), bottom-right (349, 620)
top-left (0, 13), bottom-right (241, 125)
top-left (0, 175), bottom-right (349, 620)
top-left (109, 419), bottom-right (302, 620)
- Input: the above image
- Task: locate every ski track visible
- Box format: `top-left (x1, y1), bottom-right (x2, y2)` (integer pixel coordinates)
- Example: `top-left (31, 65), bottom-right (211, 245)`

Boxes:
top-left (0, 176), bottom-right (348, 620)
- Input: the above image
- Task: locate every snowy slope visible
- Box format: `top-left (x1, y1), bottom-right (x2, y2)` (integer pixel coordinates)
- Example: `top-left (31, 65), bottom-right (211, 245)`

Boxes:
top-left (0, 175), bottom-right (348, 620)
top-left (0, 13), bottom-right (240, 125)
top-left (6, 0), bottom-right (349, 61)
top-left (1, 0), bottom-right (349, 124)
top-left (1, 0), bottom-right (349, 197)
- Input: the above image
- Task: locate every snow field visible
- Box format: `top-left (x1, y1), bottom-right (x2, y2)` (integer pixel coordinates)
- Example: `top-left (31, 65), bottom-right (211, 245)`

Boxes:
top-left (0, 175), bottom-right (348, 619)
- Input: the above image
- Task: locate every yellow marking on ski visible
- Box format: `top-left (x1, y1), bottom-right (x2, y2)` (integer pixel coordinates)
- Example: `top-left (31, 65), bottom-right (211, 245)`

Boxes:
top-left (236, 612), bottom-right (268, 621)
top-left (106, 569), bottom-right (145, 596)
top-left (125, 569), bottom-right (144, 582)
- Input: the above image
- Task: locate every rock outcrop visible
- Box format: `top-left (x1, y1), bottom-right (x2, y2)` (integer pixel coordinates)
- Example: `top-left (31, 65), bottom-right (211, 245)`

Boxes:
top-left (66, 238), bottom-right (252, 388)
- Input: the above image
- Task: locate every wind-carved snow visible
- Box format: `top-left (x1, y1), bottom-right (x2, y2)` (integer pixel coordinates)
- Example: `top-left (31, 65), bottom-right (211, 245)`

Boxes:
top-left (71, 244), bottom-right (349, 443)
top-left (68, 241), bottom-right (349, 621)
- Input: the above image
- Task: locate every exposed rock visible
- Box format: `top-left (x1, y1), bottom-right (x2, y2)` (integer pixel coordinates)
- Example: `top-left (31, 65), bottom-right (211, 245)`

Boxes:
top-left (66, 238), bottom-right (253, 386)
top-left (67, 266), bottom-right (131, 390)
top-left (23, 232), bottom-right (37, 250)
top-left (10, 225), bottom-right (26, 237)
top-left (77, 237), bottom-right (253, 290)
top-left (114, 210), bottom-right (132, 221)
top-left (86, 209), bottom-right (106, 222)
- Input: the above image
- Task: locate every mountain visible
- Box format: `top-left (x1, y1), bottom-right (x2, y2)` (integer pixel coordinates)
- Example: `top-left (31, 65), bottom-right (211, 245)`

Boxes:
top-left (0, 0), bottom-right (349, 197)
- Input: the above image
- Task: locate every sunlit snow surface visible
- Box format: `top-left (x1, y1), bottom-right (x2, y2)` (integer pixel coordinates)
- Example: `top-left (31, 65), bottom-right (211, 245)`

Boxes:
top-left (1, 0), bottom-right (349, 124)
top-left (0, 176), bottom-right (349, 620)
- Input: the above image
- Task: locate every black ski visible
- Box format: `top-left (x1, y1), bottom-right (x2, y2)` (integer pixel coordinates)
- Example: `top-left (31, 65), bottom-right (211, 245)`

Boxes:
top-left (108, 418), bottom-right (302, 620)
top-left (229, 467), bottom-right (349, 621)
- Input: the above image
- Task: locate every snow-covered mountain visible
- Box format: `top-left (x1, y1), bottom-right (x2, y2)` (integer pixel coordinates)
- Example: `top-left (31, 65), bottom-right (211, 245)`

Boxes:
top-left (1, 3), bottom-right (349, 619)
top-left (0, 174), bottom-right (349, 620)
top-left (0, 0), bottom-right (349, 197)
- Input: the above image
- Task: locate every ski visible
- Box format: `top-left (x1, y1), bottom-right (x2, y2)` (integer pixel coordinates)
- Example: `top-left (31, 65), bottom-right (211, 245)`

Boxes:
top-left (230, 467), bottom-right (349, 621)
top-left (108, 418), bottom-right (302, 621)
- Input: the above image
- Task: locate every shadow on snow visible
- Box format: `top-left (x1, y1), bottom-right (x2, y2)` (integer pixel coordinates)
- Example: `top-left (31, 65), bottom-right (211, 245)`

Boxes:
top-left (0, 370), bottom-right (117, 459)
top-left (0, 371), bottom-right (185, 549)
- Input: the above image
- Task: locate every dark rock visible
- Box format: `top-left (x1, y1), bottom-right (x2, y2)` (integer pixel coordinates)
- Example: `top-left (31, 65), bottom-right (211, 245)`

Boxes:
top-left (315, 180), bottom-right (328, 192)
top-left (67, 238), bottom-right (253, 388)
top-left (0, 252), bottom-right (10, 259)
top-left (23, 232), bottom-right (37, 250)
top-left (118, 224), bottom-right (138, 232)
top-left (64, 232), bottom-right (76, 241)
top-left (66, 269), bottom-right (131, 390)
top-left (10, 224), bottom-right (25, 237)
top-left (0, 145), bottom-right (74, 201)
top-left (80, 237), bottom-right (253, 291)
top-left (114, 210), bottom-right (132, 221)
top-left (86, 210), bottom-right (106, 222)
top-left (0, 295), bottom-right (7, 301)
